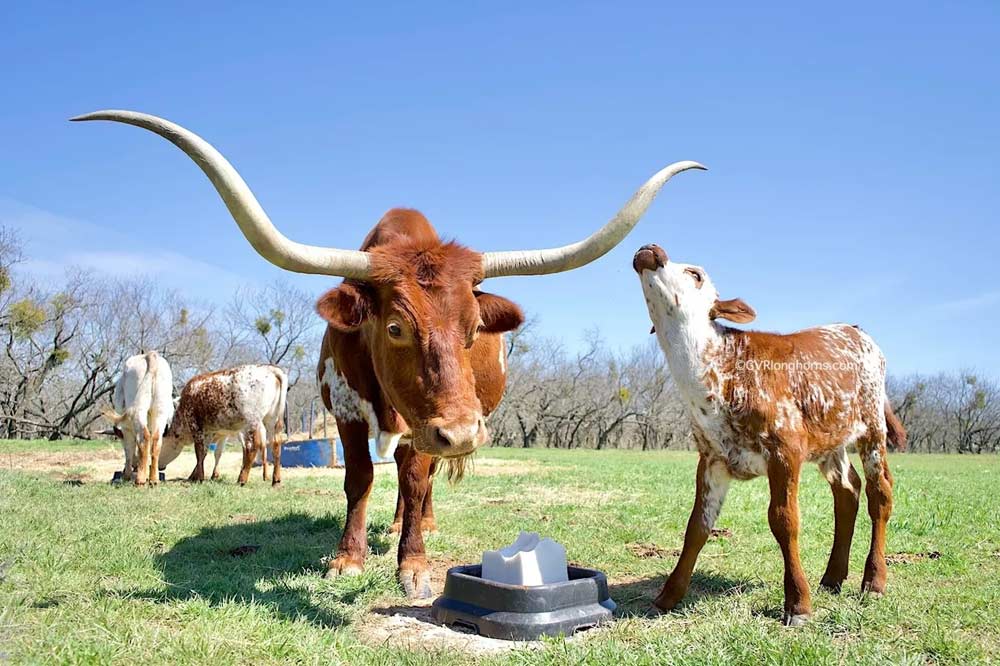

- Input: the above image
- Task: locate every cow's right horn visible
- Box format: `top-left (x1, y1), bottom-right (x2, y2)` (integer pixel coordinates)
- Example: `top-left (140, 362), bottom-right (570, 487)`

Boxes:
top-left (71, 110), bottom-right (372, 280)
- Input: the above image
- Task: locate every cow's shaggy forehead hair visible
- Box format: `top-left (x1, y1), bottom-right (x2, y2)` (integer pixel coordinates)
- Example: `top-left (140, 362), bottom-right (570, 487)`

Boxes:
top-left (369, 240), bottom-right (484, 289)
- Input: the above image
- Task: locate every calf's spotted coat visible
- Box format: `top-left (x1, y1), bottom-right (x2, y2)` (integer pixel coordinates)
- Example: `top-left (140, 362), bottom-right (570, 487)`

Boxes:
top-left (633, 243), bottom-right (904, 626)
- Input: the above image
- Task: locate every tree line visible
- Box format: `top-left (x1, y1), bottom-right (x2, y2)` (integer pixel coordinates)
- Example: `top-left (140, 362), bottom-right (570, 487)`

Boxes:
top-left (0, 226), bottom-right (322, 440)
top-left (3, 224), bottom-right (998, 453)
top-left (489, 321), bottom-right (1000, 454)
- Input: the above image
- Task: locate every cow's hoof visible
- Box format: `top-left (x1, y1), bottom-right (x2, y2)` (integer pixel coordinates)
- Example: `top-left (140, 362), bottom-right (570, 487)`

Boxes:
top-left (324, 556), bottom-right (364, 579)
top-left (421, 518), bottom-right (438, 533)
top-left (399, 564), bottom-right (433, 599)
top-left (783, 612), bottom-right (811, 627)
top-left (389, 521), bottom-right (402, 534)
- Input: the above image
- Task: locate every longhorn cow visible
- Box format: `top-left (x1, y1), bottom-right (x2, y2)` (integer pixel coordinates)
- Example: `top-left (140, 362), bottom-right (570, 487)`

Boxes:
top-left (73, 110), bottom-right (703, 597)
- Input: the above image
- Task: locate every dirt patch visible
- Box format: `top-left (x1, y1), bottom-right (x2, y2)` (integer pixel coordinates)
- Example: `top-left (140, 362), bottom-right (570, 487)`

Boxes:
top-left (227, 545), bottom-right (260, 558)
top-left (627, 543), bottom-right (680, 559)
top-left (519, 485), bottom-right (622, 506)
top-left (229, 514), bottom-right (257, 524)
top-left (709, 527), bottom-right (733, 539)
top-left (885, 551), bottom-right (941, 565)
top-left (460, 457), bottom-right (550, 478)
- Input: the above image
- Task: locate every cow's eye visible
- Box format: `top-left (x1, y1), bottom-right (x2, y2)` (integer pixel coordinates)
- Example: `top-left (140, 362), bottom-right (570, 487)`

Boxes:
top-left (387, 322), bottom-right (403, 338)
top-left (684, 267), bottom-right (704, 288)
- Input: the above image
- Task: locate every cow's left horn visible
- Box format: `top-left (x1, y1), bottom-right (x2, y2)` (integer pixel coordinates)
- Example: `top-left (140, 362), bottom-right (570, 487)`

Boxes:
top-left (480, 161), bottom-right (705, 278)
top-left (70, 110), bottom-right (372, 280)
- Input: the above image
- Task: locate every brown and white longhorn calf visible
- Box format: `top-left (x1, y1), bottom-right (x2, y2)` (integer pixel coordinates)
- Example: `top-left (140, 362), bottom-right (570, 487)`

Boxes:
top-left (159, 364), bottom-right (289, 486)
top-left (633, 244), bottom-right (905, 626)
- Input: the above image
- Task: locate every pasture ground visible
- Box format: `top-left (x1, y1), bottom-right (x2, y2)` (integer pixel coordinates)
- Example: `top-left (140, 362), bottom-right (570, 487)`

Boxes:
top-left (1, 439), bottom-right (998, 665)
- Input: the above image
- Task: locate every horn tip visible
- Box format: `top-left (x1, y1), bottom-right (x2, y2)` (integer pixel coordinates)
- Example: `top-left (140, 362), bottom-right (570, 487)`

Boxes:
top-left (69, 111), bottom-right (107, 122)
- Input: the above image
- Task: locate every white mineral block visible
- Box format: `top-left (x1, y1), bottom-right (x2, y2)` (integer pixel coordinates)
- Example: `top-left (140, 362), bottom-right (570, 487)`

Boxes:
top-left (481, 531), bottom-right (569, 586)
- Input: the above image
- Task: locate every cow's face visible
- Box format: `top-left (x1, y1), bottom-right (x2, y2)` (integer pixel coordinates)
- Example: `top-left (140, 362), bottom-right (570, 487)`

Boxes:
top-left (318, 242), bottom-right (523, 458)
top-left (633, 243), bottom-right (755, 332)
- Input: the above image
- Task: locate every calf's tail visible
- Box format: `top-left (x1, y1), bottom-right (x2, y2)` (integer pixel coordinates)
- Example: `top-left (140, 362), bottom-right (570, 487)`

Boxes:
top-left (884, 399), bottom-right (907, 452)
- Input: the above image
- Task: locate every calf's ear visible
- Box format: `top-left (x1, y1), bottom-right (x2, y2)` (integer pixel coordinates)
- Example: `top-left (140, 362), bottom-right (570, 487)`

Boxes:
top-left (475, 291), bottom-right (525, 333)
top-left (316, 283), bottom-right (373, 331)
top-left (710, 298), bottom-right (756, 324)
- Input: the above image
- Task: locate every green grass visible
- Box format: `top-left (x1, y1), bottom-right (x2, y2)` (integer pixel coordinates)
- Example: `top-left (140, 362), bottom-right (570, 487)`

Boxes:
top-left (1, 441), bottom-right (999, 665)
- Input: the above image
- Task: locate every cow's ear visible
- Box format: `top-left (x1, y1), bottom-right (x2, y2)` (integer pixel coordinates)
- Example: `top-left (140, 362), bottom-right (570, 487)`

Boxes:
top-left (709, 298), bottom-right (756, 324)
top-left (475, 291), bottom-right (524, 333)
top-left (316, 283), bottom-right (373, 331)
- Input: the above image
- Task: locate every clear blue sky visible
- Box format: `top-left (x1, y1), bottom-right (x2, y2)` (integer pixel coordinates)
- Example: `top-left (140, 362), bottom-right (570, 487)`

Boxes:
top-left (2, 2), bottom-right (998, 375)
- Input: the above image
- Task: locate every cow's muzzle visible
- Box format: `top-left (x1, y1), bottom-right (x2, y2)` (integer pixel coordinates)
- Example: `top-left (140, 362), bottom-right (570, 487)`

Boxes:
top-left (414, 416), bottom-right (488, 458)
top-left (632, 244), bottom-right (668, 273)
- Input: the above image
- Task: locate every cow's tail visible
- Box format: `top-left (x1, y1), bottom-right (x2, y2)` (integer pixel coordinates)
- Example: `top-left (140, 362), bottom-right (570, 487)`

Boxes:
top-left (104, 351), bottom-right (159, 427)
top-left (884, 399), bottom-right (907, 452)
top-left (273, 366), bottom-right (289, 445)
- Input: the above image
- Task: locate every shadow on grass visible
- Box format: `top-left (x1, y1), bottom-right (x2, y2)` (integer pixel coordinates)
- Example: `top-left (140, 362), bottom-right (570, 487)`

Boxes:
top-left (609, 570), bottom-right (760, 617)
top-left (105, 512), bottom-right (396, 628)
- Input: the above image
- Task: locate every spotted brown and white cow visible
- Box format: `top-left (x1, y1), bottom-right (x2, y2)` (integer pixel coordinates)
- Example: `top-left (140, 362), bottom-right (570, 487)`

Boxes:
top-left (73, 110), bottom-right (703, 598)
top-left (633, 243), bottom-right (905, 625)
top-left (159, 364), bottom-right (289, 486)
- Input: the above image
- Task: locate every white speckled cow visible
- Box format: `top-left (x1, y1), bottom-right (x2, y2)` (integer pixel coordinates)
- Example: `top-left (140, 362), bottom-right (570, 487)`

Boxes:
top-left (104, 351), bottom-right (174, 486)
top-left (160, 364), bottom-right (288, 486)
top-left (633, 243), bottom-right (905, 626)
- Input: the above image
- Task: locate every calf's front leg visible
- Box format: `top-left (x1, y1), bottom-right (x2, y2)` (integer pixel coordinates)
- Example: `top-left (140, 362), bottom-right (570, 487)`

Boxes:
top-left (767, 453), bottom-right (812, 626)
top-left (654, 456), bottom-right (731, 611)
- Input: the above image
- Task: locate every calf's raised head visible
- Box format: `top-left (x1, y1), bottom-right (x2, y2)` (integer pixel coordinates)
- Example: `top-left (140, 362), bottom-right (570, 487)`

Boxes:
top-left (633, 243), bottom-right (755, 336)
top-left (72, 110), bottom-right (704, 459)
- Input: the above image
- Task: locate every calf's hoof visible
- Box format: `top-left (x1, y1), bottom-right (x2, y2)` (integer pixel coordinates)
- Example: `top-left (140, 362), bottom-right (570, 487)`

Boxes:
top-left (819, 576), bottom-right (844, 594)
top-left (652, 585), bottom-right (685, 612)
top-left (389, 521), bottom-right (402, 534)
top-left (421, 518), bottom-right (438, 533)
top-left (783, 612), bottom-right (811, 627)
top-left (399, 562), bottom-right (433, 599)
top-left (324, 555), bottom-right (364, 579)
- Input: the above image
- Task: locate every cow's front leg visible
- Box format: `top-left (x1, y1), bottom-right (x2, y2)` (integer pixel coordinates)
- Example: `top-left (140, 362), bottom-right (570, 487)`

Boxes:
top-left (187, 433), bottom-right (207, 482)
top-left (121, 435), bottom-right (136, 483)
top-left (655, 456), bottom-right (731, 611)
top-left (396, 444), bottom-right (434, 599)
top-left (768, 451), bottom-right (812, 626)
top-left (325, 419), bottom-right (372, 578)
top-left (211, 438), bottom-right (226, 480)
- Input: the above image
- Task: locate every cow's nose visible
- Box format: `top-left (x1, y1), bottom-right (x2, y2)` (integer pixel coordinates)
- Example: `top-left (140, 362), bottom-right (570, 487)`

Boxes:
top-left (633, 244), bottom-right (668, 274)
top-left (434, 417), bottom-right (487, 452)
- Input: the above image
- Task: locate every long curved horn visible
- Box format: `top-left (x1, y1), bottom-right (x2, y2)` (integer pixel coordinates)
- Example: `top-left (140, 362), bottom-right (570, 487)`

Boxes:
top-left (481, 161), bottom-right (705, 278)
top-left (70, 110), bottom-right (372, 279)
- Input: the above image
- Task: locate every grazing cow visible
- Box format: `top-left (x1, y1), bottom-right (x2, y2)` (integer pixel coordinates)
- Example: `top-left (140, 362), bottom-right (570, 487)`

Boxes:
top-left (633, 243), bottom-right (904, 625)
top-left (73, 110), bottom-right (702, 598)
top-left (159, 364), bottom-right (288, 486)
top-left (104, 351), bottom-right (174, 486)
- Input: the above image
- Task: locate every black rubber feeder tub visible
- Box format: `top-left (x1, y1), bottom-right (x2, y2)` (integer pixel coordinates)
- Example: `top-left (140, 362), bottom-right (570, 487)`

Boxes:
top-left (432, 564), bottom-right (615, 640)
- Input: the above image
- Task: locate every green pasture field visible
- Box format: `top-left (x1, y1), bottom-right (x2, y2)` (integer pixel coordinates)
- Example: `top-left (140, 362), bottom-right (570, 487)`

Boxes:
top-left (1, 440), bottom-right (998, 664)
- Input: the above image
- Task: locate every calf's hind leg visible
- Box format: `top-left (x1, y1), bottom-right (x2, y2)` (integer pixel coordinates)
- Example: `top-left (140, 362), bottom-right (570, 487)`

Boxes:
top-left (859, 435), bottom-right (894, 595)
top-left (818, 446), bottom-right (861, 592)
